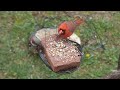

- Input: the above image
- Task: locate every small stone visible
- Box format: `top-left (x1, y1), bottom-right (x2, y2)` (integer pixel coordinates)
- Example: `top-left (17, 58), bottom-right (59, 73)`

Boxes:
top-left (32, 65), bottom-right (34, 68)
top-left (4, 73), bottom-right (7, 76)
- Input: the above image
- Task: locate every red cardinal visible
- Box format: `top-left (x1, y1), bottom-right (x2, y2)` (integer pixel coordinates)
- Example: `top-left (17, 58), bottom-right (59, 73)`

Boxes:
top-left (58, 17), bottom-right (84, 39)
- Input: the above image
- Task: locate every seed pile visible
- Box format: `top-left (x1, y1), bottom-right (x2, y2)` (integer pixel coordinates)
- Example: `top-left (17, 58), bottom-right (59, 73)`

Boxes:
top-left (44, 35), bottom-right (80, 62)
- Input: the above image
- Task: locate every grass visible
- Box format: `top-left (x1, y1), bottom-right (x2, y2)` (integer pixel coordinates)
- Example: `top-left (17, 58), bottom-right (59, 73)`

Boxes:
top-left (0, 11), bottom-right (120, 79)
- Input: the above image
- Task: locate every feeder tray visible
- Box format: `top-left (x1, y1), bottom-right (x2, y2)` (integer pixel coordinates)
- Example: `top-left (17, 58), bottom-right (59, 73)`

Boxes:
top-left (29, 28), bottom-right (82, 72)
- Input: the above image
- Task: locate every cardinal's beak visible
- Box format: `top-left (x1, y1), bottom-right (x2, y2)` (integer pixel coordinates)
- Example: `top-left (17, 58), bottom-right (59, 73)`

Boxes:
top-left (58, 30), bottom-right (63, 35)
